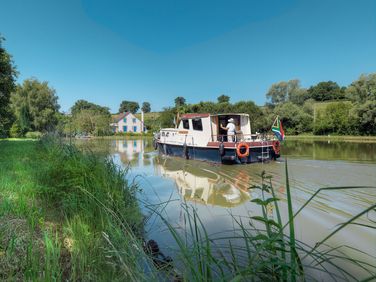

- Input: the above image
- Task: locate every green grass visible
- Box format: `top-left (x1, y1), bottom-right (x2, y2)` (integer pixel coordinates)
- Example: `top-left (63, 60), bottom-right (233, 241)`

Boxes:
top-left (0, 138), bottom-right (157, 281)
top-left (286, 134), bottom-right (376, 142)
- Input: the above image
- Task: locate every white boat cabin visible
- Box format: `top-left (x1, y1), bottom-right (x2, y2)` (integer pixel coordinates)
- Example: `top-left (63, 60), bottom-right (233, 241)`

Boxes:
top-left (159, 113), bottom-right (254, 147)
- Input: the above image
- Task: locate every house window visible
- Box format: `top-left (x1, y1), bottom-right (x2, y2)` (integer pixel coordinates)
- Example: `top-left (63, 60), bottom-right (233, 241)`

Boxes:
top-left (133, 126), bottom-right (137, 132)
top-left (123, 118), bottom-right (127, 123)
top-left (182, 119), bottom-right (189, 129)
top-left (123, 126), bottom-right (127, 132)
top-left (133, 118), bottom-right (137, 123)
top-left (192, 119), bottom-right (203, 131)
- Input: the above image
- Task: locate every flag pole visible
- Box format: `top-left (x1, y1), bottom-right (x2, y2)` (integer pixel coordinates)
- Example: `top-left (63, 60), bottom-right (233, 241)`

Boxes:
top-left (272, 116), bottom-right (278, 128)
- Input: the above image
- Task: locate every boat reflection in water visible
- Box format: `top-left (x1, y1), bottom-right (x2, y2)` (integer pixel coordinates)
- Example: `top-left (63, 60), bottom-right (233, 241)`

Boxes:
top-left (113, 139), bottom-right (252, 208)
top-left (156, 157), bottom-right (250, 207)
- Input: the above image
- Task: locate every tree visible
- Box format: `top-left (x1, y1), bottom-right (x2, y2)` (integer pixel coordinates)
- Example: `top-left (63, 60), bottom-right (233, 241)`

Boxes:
top-left (10, 78), bottom-right (60, 133)
top-left (346, 73), bottom-right (376, 103)
top-left (158, 107), bottom-right (176, 128)
top-left (70, 100), bottom-right (111, 136)
top-left (174, 96), bottom-right (186, 108)
top-left (217, 94), bottom-right (230, 103)
top-left (73, 109), bottom-right (111, 136)
top-left (287, 80), bottom-right (308, 105)
top-left (266, 79), bottom-right (307, 105)
top-left (313, 102), bottom-right (354, 135)
top-left (119, 100), bottom-right (139, 114)
top-left (307, 81), bottom-right (345, 101)
top-left (351, 100), bottom-right (376, 135)
top-left (0, 36), bottom-right (17, 137)
top-left (56, 112), bottom-right (72, 137)
top-left (266, 81), bottom-right (289, 105)
top-left (273, 102), bottom-right (313, 134)
top-left (141, 102), bottom-right (151, 113)
top-left (71, 99), bottom-right (110, 116)
top-left (231, 101), bottom-right (265, 131)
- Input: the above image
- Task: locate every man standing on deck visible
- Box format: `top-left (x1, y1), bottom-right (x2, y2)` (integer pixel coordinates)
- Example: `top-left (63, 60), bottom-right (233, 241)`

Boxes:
top-left (221, 118), bottom-right (236, 142)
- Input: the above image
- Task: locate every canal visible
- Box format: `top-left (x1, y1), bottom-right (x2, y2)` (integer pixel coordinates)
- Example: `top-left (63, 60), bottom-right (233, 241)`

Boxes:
top-left (77, 138), bottom-right (376, 279)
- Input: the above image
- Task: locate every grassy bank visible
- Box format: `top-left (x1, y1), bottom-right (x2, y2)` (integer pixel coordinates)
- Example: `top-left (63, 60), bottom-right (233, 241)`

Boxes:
top-left (287, 134), bottom-right (376, 142)
top-left (0, 139), bottom-right (156, 281)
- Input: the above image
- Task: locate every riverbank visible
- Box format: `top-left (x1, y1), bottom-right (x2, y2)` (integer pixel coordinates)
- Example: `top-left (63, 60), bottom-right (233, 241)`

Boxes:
top-left (287, 134), bottom-right (376, 142)
top-left (0, 139), bottom-right (155, 280)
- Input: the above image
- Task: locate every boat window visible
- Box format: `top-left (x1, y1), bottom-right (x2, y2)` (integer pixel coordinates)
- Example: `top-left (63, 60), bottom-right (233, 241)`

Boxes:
top-left (192, 118), bottom-right (203, 131)
top-left (182, 119), bottom-right (189, 129)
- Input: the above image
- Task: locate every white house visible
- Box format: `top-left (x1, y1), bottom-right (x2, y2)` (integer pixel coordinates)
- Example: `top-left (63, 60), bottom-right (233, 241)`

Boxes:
top-left (111, 112), bottom-right (147, 133)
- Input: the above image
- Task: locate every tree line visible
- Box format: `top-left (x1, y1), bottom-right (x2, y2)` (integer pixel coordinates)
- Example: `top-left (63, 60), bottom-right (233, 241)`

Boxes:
top-left (1, 35), bottom-right (376, 137)
top-left (158, 77), bottom-right (376, 136)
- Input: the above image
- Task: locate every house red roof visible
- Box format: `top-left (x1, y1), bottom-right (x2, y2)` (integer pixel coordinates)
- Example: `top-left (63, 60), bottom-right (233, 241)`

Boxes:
top-left (180, 113), bottom-right (210, 119)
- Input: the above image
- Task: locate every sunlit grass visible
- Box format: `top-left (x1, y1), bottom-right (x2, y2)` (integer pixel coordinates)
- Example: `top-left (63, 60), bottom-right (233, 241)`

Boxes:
top-left (0, 138), bottom-right (157, 281)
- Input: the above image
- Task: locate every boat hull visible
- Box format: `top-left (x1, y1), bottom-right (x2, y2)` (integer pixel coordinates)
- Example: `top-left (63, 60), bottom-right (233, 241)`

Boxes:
top-left (156, 142), bottom-right (278, 164)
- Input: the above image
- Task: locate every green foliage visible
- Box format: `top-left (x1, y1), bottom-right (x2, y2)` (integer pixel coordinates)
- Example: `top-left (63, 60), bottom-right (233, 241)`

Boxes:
top-left (307, 81), bottom-right (346, 101)
top-left (10, 78), bottom-right (60, 133)
top-left (73, 109), bottom-right (111, 136)
top-left (141, 101), bottom-right (151, 113)
top-left (274, 102), bottom-right (313, 134)
top-left (25, 131), bottom-right (43, 139)
top-left (71, 99), bottom-right (110, 116)
top-left (174, 96), bottom-right (186, 107)
top-left (55, 112), bottom-right (72, 137)
top-left (313, 102), bottom-right (354, 135)
top-left (119, 100), bottom-right (140, 114)
top-left (135, 112), bottom-right (161, 132)
top-left (9, 122), bottom-right (22, 138)
top-left (351, 100), bottom-right (376, 135)
top-left (0, 139), bottom-right (154, 280)
top-left (0, 36), bottom-right (17, 137)
top-left (217, 94), bottom-right (230, 103)
top-left (70, 100), bottom-right (111, 136)
top-left (158, 107), bottom-right (176, 128)
top-left (346, 73), bottom-right (376, 102)
top-left (266, 79), bottom-right (307, 105)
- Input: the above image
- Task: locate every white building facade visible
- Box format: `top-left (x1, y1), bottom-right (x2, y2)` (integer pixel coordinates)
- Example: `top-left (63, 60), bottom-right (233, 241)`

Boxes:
top-left (111, 112), bottom-right (147, 133)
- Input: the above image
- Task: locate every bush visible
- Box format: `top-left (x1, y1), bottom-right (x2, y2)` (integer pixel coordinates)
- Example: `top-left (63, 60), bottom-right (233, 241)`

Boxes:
top-left (25, 131), bottom-right (43, 139)
top-left (9, 122), bottom-right (22, 138)
top-left (313, 102), bottom-right (354, 135)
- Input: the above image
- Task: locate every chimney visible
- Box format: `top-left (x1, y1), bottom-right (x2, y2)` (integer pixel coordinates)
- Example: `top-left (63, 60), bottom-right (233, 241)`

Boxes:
top-left (141, 110), bottom-right (144, 133)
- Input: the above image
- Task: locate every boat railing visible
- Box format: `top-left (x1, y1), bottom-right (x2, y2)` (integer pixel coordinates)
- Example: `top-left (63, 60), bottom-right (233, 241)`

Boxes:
top-left (210, 133), bottom-right (275, 143)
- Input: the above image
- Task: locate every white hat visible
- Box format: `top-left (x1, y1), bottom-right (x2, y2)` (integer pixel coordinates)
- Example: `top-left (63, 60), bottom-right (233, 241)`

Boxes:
top-left (228, 118), bottom-right (234, 123)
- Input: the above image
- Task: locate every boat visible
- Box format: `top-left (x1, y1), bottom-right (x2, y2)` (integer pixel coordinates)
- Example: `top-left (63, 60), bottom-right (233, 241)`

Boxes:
top-left (153, 113), bottom-right (281, 164)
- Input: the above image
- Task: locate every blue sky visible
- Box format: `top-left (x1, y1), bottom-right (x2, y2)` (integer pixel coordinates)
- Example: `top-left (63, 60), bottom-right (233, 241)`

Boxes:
top-left (1, 0), bottom-right (375, 113)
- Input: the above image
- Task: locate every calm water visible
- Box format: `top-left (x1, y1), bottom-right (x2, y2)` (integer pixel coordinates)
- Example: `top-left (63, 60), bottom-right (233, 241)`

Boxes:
top-left (77, 138), bottom-right (376, 279)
